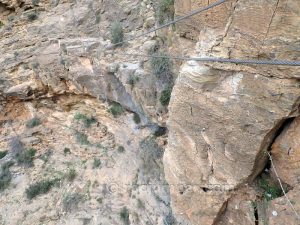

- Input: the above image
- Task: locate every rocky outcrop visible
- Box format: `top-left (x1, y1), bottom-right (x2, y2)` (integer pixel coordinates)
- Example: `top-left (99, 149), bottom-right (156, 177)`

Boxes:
top-left (165, 0), bottom-right (300, 224)
top-left (0, 96), bottom-right (173, 225)
top-left (262, 116), bottom-right (300, 224)
top-left (0, 0), bottom-right (170, 124)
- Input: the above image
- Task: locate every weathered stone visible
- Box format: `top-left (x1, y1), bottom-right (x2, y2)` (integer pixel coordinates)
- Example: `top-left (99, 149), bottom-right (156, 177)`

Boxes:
top-left (21, 136), bottom-right (41, 145)
top-left (4, 81), bottom-right (34, 98)
top-left (271, 117), bottom-right (300, 187)
top-left (267, 185), bottom-right (300, 225)
top-left (165, 0), bottom-right (300, 224)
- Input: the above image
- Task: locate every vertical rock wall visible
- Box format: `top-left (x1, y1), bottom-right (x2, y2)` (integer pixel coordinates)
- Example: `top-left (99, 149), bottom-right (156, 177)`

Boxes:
top-left (165, 0), bottom-right (300, 224)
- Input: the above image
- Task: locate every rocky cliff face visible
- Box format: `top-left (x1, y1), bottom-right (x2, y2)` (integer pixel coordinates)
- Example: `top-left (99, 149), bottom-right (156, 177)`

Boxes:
top-left (0, 0), bottom-right (172, 125)
top-left (0, 0), bottom-right (175, 224)
top-left (1, 0), bottom-right (300, 224)
top-left (164, 0), bottom-right (300, 224)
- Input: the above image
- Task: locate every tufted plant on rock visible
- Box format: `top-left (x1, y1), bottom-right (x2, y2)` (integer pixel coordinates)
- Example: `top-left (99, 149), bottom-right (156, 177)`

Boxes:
top-left (156, 0), bottom-right (175, 24)
top-left (110, 22), bottom-right (124, 46)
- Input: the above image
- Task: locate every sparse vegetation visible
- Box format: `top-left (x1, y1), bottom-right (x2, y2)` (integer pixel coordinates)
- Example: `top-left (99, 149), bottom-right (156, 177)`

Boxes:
top-left (120, 207), bottom-right (130, 225)
top-left (97, 197), bottom-right (103, 203)
top-left (60, 43), bottom-right (67, 54)
top-left (133, 113), bottom-right (141, 124)
top-left (7, 15), bottom-right (14, 22)
top-left (32, 0), bottom-right (39, 6)
top-left (149, 51), bottom-right (173, 84)
top-left (63, 192), bottom-right (84, 212)
top-left (164, 212), bottom-right (176, 225)
top-left (127, 74), bottom-right (139, 86)
top-left (75, 132), bottom-right (90, 145)
top-left (258, 178), bottom-right (284, 201)
top-left (26, 117), bottom-right (41, 128)
top-left (0, 21), bottom-right (4, 29)
top-left (26, 178), bottom-right (58, 199)
top-left (16, 148), bottom-right (36, 167)
top-left (64, 147), bottom-right (71, 155)
top-left (74, 113), bottom-right (97, 128)
top-left (139, 136), bottom-right (164, 180)
top-left (66, 168), bottom-right (77, 181)
top-left (31, 62), bottom-right (39, 69)
top-left (160, 88), bottom-right (172, 106)
top-left (140, 136), bottom-right (163, 160)
top-left (107, 102), bottom-right (124, 118)
top-left (117, 146), bottom-right (125, 153)
top-left (9, 136), bottom-right (24, 155)
top-left (110, 22), bottom-right (124, 45)
top-left (27, 12), bottom-right (38, 21)
top-left (0, 161), bottom-right (14, 191)
top-left (156, 0), bottom-right (175, 24)
top-left (95, 14), bottom-right (101, 24)
top-left (22, 63), bottom-right (30, 70)
top-left (14, 51), bottom-right (19, 58)
top-left (93, 158), bottom-right (101, 169)
top-left (137, 199), bottom-right (145, 209)
top-left (0, 151), bottom-right (7, 159)
top-left (39, 149), bottom-right (52, 163)
top-left (153, 126), bottom-right (167, 137)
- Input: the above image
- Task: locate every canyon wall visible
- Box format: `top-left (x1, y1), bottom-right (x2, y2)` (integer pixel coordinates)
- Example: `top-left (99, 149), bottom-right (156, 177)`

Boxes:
top-left (1, 0), bottom-right (300, 224)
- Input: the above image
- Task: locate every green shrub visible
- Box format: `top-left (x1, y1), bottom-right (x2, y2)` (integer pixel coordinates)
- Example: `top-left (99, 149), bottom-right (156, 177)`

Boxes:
top-left (137, 199), bottom-right (145, 209)
top-left (16, 148), bottom-right (36, 167)
top-left (0, 161), bottom-right (14, 191)
top-left (62, 193), bottom-right (84, 212)
top-left (66, 168), bottom-right (77, 181)
top-left (39, 149), bottom-right (52, 163)
top-left (74, 113), bottom-right (97, 128)
top-left (149, 52), bottom-right (173, 83)
top-left (96, 197), bottom-right (103, 203)
top-left (120, 207), bottom-right (130, 225)
top-left (159, 89), bottom-right (172, 106)
top-left (156, 0), bottom-right (175, 24)
top-left (127, 75), bottom-right (139, 86)
top-left (117, 146), bottom-right (125, 153)
top-left (27, 12), bottom-right (38, 21)
top-left (93, 158), bottom-right (101, 169)
top-left (110, 22), bottom-right (124, 45)
top-left (64, 147), bottom-right (71, 155)
top-left (0, 21), bottom-right (3, 29)
top-left (153, 126), bottom-right (167, 137)
top-left (75, 132), bottom-right (90, 145)
top-left (0, 151), bottom-right (7, 159)
top-left (259, 178), bottom-right (284, 201)
top-left (31, 62), bottom-right (39, 69)
top-left (25, 179), bottom-right (58, 199)
top-left (133, 113), bottom-right (141, 124)
top-left (107, 103), bottom-right (124, 118)
top-left (26, 117), bottom-right (41, 128)
top-left (95, 14), bottom-right (101, 24)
